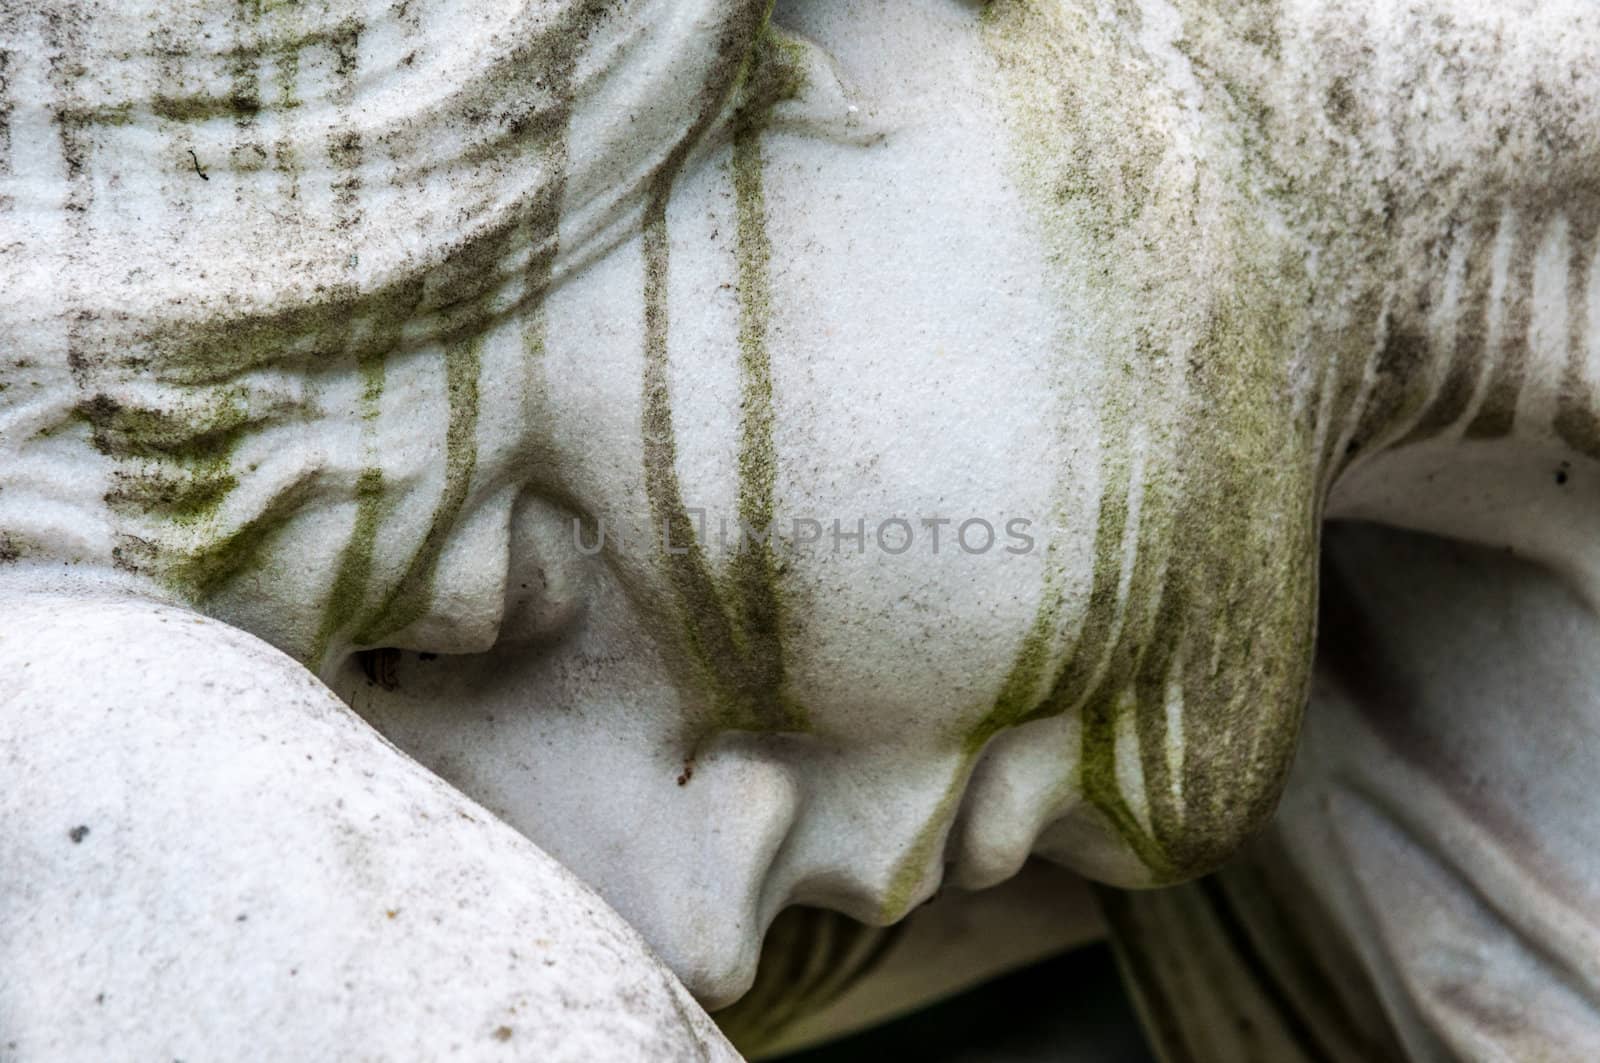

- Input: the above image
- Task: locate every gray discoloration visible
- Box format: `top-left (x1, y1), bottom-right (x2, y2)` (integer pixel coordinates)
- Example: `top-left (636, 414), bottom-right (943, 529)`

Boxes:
top-left (0, 48), bottom-right (14, 209)
top-left (1392, 210), bottom-right (1499, 448)
top-left (1463, 209), bottom-right (1538, 440)
top-left (1363, 198), bottom-right (1600, 460)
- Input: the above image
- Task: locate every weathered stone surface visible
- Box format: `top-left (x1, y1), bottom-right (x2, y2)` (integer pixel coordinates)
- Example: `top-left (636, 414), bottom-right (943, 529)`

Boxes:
top-left (1, 593), bottom-right (736, 1060)
top-left (5, 0), bottom-right (1600, 1057)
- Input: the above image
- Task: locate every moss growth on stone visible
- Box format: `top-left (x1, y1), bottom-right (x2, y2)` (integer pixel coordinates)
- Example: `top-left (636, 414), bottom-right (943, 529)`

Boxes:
top-left (351, 335), bottom-right (482, 645)
top-left (168, 473), bottom-right (318, 599)
top-left (980, 0), bottom-right (1322, 882)
top-left (314, 468), bottom-right (387, 661)
top-left (878, 767), bottom-right (971, 923)
top-left (107, 467), bottom-right (240, 525)
top-left (638, 6), bottom-right (812, 737)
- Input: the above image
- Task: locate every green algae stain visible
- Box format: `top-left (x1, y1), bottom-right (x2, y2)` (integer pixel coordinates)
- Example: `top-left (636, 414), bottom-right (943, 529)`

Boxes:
top-left (730, 17), bottom-right (810, 134)
top-left (112, 236), bottom-right (505, 616)
top-left (106, 467), bottom-right (239, 524)
top-left (303, 2), bottom-right (592, 658)
top-left (732, 125), bottom-right (777, 541)
top-left (151, 93), bottom-right (262, 125)
top-left (637, 10), bottom-right (812, 736)
top-left (167, 473), bottom-right (318, 599)
top-left (72, 383), bottom-right (282, 590)
top-left (980, 0), bottom-right (1322, 882)
top-left (0, 531), bottom-right (29, 564)
top-left (960, 528), bottom-right (1069, 758)
top-left (56, 0), bottom-right (603, 659)
top-left (963, 438), bottom-right (1135, 760)
top-left (352, 335), bottom-right (482, 645)
top-left (877, 765), bottom-right (972, 923)
top-left (82, 388), bottom-right (262, 546)
top-left (963, 588), bottom-right (1060, 756)
top-left (640, 194), bottom-right (803, 733)
top-left (169, 4), bottom-right (592, 647)
top-left (357, 343), bottom-right (385, 417)
top-left (313, 468), bottom-right (387, 662)
top-left (724, 109), bottom-right (794, 717)
top-left (312, 321), bottom-right (391, 662)
top-left (1079, 686), bottom-right (1174, 880)
top-left (76, 390), bottom-right (256, 463)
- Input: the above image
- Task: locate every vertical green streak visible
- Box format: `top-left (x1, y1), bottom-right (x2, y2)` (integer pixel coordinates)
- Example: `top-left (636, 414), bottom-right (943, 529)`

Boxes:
top-left (727, 119), bottom-right (795, 722)
top-left (1022, 451), bottom-right (1133, 726)
top-left (1555, 210), bottom-right (1600, 459)
top-left (1076, 462), bottom-right (1180, 882)
top-left (328, 21), bottom-right (363, 229)
top-left (637, 9), bottom-right (809, 735)
top-left (315, 1), bottom-right (592, 658)
top-left (959, 425), bottom-right (1168, 873)
top-left (358, 346), bottom-right (385, 413)
top-left (314, 468), bottom-right (386, 659)
top-left (732, 124), bottom-right (776, 568)
top-left (230, 1), bottom-right (263, 124)
top-left (932, 449), bottom-right (1160, 908)
top-left (1081, 691), bottom-right (1174, 880)
top-left (168, 475), bottom-right (319, 597)
top-left (353, 335), bottom-right (481, 644)
top-left (963, 571), bottom-right (1062, 757)
top-left (641, 185), bottom-right (801, 732)
top-left (313, 345), bottom-right (387, 662)
top-left (272, 30), bottom-right (302, 187)
top-left (639, 201), bottom-right (730, 666)
top-left (1131, 567), bottom-right (1187, 853)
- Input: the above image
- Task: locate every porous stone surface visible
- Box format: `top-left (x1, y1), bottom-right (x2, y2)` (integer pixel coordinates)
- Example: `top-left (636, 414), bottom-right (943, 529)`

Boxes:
top-left (5, 0), bottom-right (1600, 1057)
top-left (0, 593), bottom-right (737, 1060)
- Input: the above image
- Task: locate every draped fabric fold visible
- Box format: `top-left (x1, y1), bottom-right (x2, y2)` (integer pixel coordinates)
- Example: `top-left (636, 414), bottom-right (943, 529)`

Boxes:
top-left (1104, 522), bottom-right (1600, 1061)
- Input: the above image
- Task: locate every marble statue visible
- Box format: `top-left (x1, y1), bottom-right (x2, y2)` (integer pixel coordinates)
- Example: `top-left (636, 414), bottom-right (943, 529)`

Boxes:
top-left (4, 0), bottom-right (1600, 1058)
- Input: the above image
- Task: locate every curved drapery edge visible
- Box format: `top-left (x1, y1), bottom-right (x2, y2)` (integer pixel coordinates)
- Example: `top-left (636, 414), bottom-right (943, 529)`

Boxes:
top-left (1104, 521), bottom-right (1600, 1061)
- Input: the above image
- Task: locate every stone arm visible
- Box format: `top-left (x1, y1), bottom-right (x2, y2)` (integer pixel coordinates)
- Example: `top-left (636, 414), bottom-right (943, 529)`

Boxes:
top-left (0, 592), bottom-right (735, 1061)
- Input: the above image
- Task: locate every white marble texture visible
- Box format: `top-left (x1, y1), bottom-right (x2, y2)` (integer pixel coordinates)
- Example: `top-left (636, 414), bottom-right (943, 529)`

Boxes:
top-left (5, 0), bottom-right (1600, 1058)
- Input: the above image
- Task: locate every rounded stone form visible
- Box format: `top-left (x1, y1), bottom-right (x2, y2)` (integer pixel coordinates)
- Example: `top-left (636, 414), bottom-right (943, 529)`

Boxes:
top-left (0, 592), bottom-right (734, 1061)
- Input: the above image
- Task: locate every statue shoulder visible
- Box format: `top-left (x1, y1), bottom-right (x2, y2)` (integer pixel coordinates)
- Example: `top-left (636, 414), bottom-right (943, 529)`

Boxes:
top-left (0, 591), bottom-right (733, 1061)
top-left (2, 591), bottom-right (343, 728)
